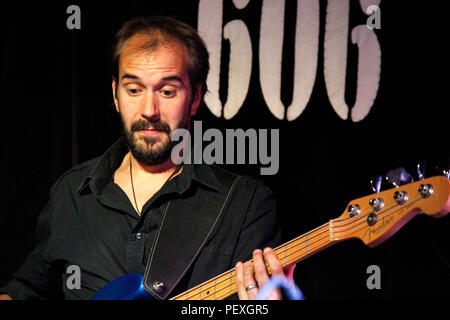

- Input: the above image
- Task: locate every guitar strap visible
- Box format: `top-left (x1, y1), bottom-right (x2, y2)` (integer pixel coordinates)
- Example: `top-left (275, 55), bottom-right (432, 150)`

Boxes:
top-left (142, 166), bottom-right (241, 300)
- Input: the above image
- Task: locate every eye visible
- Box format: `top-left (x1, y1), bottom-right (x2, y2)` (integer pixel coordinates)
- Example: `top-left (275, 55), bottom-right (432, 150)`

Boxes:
top-left (127, 88), bottom-right (141, 96)
top-left (160, 89), bottom-right (176, 98)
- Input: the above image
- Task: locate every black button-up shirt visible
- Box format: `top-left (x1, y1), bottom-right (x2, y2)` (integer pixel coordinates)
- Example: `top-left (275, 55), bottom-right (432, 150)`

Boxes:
top-left (1, 138), bottom-right (281, 300)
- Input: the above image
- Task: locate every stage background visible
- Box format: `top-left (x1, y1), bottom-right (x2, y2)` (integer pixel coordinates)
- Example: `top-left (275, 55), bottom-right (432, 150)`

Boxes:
top-left (0, 0), bottom-right (449, 299)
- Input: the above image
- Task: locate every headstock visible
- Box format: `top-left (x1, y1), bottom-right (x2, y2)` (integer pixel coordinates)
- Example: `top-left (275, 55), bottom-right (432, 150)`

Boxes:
top-left (331, 176), bottom-right (450, 248)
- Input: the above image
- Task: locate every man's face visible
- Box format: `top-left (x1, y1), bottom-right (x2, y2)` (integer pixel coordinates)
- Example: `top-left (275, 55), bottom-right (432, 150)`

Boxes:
top-left (113, 34), bottom-right (201, 166)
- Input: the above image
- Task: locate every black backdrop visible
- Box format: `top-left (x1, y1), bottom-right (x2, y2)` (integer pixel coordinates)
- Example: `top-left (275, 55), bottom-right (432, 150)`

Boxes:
top-left (0, 0), bottom-right (449, 299)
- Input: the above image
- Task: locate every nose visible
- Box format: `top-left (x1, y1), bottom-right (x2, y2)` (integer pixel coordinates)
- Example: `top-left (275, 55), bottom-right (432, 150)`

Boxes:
top-left (141, 93), bottom-right (160, 121)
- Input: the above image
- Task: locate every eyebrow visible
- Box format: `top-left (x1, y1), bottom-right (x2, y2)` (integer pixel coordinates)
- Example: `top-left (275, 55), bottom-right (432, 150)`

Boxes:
top-left (121, 73), bottom-right (140, 81)
top-left (121, 73), bottom-right (185, 85)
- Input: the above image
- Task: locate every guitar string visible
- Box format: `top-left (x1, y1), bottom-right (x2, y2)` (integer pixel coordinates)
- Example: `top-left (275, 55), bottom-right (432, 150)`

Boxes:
top-left (329, 198), bottom-right (401, 227)
top-left (173, 224), bottom-right (331, 300)
top-left (183, 203), bottom-right (404, 301)
top-left (173, 192), bottom-right (407, 299)
top-left (176, 235), bottom-right (331, 301)
top-left (332, 195), bottom-right (423, 239)
top-left (291, 197), bottom-right (423, 264)
top-left (196, 201), bottom-right (408, 300)
top-left (329, 201), bottom-right (400, 234)
top-left (180, 201), bottom-right (400, 300)
top-left (175, 195), bottom-right (424, 300)
top-left (328, 182), bottom-right (426, 225)
top-left (205, 192), bottom-right (433, 299)
top-left (331, 195), bottom-right (423, 237)
top-left (173, 234), bottom-right (329, 300)
top-left (197, 236), bottom-right (333, 300)
top-left (170, 222), bottom-right (330, 300)
top-left (178, 205), bottom-right (397, 300)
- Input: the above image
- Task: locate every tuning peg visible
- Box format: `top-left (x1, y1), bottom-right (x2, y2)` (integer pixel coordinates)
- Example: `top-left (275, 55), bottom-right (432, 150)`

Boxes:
top-left (417, 161), bottom-right (427, 180)
top-left (435, 156), bottom-right (450, 179)
top-left (370, 175), bottom-right (383, 193)
top-left (436, 164), bottom-right (450, 179)
top-left (385, 167), bottom-right (413, 187)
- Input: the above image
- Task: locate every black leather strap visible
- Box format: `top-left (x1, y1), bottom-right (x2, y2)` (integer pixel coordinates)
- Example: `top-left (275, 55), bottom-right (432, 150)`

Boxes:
top-left (142, 166), bottom-right (241, 300)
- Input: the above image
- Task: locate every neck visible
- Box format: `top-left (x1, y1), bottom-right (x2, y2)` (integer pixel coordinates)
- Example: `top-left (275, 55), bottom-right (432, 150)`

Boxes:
top-left (128, 152), bottom-right (179, 176)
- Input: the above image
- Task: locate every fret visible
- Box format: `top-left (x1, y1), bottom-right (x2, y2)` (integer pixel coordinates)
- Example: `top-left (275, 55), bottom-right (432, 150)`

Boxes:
top-left (274, 223), bottom-right (332, 267)
top-left (229, 271), bottom-right (232, 296)
top-left (329, 220), bottom-right (333, 241)
top-left (284, 244), bottom-right (287, 266)
top-left (306, 233), bottom-right (309, 256)
top-left (214, 278), bottom-right (217, 300)
top-left (186, 285), bottom-right (202, 300)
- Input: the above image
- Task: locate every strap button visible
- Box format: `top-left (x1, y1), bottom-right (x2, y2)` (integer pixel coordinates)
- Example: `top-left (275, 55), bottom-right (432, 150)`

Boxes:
top-left (152, 280), bottom-right (165, 293)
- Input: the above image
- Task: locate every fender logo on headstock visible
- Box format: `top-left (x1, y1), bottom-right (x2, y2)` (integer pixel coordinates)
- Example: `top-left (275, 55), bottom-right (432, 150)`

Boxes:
top-left (362, 214), bottom-right (394, 242)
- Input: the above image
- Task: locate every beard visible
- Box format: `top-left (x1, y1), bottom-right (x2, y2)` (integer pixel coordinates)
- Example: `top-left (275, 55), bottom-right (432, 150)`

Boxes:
top-left (122, 116), bottom-right (188, 166)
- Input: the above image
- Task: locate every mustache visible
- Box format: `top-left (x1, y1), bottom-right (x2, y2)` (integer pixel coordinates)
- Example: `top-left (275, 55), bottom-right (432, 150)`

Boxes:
top-left (130, 119), bottom-right (171, 133)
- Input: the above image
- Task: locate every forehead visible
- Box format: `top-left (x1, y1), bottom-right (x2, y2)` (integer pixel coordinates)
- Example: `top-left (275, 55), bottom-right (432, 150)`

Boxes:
top-left (119, 33), bottom-right (189, 76)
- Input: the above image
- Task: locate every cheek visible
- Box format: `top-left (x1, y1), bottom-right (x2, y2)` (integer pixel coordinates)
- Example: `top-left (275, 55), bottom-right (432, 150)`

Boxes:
top-left (164, 104), bottom-right (190, 129)
top-left (118, 105), bottom-right (137, 129)
top-left (117, 95), bottom-right (140, 123)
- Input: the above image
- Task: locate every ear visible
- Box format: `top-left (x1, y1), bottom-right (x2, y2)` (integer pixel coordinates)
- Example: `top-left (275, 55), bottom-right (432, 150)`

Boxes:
top-left (189, 84), bottom-right (202, 116)
top-left (112, 77), bottom-right (120, 113)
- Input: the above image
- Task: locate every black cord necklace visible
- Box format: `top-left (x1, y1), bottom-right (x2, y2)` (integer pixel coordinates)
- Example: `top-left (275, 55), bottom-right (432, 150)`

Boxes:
top-left (129, 156), bottom-right (181, 215)
top-left (129, 156), bottom-right (141, 215)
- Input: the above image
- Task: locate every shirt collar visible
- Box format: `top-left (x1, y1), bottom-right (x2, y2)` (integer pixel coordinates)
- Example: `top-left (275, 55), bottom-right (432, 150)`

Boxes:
top-left (77, 137), bottom-right (221, 195)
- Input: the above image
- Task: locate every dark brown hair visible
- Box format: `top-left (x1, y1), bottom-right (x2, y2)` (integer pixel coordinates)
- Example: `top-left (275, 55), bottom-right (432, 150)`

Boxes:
top-left (112, 16), bottom-right (209, 102)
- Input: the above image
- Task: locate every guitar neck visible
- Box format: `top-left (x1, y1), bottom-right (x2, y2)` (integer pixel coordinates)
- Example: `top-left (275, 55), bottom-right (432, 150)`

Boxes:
top-left (169, 176), bottom-right (450, 300)
top-left (170, 222), bottom-right (334, 300)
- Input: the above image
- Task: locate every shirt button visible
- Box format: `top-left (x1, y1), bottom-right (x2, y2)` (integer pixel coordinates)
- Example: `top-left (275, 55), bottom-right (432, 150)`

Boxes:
top-left (135, 232), bottom-right (142, 240)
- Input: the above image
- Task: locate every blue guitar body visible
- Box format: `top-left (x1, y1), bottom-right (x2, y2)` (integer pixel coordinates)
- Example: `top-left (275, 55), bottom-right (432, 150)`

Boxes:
top-left (91, 273), bottom-right (153, 300)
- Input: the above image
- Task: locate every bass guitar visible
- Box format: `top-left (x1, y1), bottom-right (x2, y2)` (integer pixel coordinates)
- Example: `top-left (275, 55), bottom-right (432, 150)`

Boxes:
top-left (92, 175), bottom-right (450, 300)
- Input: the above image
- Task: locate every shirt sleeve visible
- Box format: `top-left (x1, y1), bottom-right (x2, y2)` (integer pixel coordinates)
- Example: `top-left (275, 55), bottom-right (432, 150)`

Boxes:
top-left (0, 184), bottom-right (63, 300)
top-left (230, 179), bottom-right (283, 267)
top-left (221, 178), bottom-right (281, 300)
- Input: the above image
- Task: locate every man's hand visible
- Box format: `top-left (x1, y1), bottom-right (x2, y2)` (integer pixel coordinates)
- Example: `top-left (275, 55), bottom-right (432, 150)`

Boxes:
top-left (235, 247), bottom-right (296, 300)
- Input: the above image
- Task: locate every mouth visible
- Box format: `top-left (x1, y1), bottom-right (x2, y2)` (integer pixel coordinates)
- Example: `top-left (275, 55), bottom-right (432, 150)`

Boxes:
top-left (138, 128), bottom-right (165, 136)
top-left (130, 119), bottom-right (171, 138)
